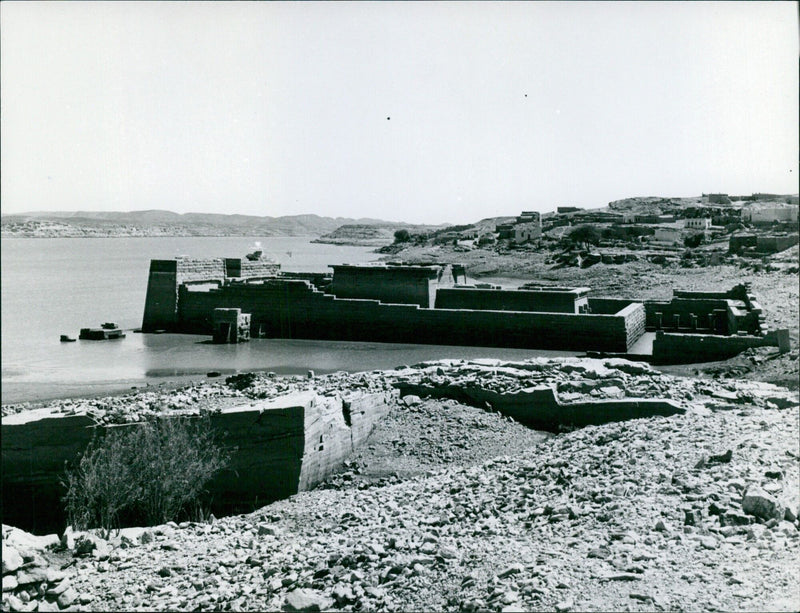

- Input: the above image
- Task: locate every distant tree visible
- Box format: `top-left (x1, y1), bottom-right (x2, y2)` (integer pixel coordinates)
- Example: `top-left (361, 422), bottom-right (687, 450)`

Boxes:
top-left (393, 229), bottom-right (410, 243)
top-left (568, 225), bottom-right (601, 249)
top-left (601, 225), bottom-right (627, 241)
top-left (684, 233), bottom-right (704, 249)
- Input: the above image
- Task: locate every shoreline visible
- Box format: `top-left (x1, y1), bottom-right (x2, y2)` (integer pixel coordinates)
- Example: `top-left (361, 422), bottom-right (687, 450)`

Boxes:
top-left (4, 348), bottom-right (797, 412)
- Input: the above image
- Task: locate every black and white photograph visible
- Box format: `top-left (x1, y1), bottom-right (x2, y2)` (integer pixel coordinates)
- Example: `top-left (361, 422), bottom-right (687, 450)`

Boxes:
top-left (1, 1), bottom-right (798, 611)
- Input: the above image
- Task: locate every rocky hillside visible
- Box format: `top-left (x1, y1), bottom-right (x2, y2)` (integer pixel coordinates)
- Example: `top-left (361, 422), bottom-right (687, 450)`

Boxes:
top-left (2, 358), bottom-right (798, 612)
top-left (0, 211), bottom-right (392, 238)
top-left (312, 223), bottom-right (450, 246)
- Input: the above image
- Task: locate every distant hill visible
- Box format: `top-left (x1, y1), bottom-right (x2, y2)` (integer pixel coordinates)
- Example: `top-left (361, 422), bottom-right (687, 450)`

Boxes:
top-left (312, 222), bottom-right (450, 246)
top-left (0, 210), bottom-right (395, 238)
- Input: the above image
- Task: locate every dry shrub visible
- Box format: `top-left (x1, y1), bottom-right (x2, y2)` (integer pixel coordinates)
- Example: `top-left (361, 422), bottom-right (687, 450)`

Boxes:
top-left (62, 416), bottom-right (228, 530)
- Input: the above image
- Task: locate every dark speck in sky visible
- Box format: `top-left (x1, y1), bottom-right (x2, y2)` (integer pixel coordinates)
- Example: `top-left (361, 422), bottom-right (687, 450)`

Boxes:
top-left (387, 117), bottom-right (390, 120)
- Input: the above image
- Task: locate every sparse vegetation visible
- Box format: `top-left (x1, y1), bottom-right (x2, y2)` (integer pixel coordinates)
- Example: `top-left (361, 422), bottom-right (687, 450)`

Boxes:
top-left (62, 416), bottom-right (228, 530)
top-left (393, 229), bottom-right (410, 243)
top-left (567, 224), bottom-right (601, 248)
top-left (684, 233), bottom-right (705, 248)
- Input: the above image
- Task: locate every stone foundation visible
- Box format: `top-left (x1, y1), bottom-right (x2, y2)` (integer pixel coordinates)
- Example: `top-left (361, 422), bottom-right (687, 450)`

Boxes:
top-left (1, 391), bottom-right (392, 535)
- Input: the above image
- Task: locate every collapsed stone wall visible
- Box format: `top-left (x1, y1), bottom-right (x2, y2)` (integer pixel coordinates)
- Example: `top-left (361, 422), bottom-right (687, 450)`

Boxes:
top-left (393, 381), bottom-right (683, 431)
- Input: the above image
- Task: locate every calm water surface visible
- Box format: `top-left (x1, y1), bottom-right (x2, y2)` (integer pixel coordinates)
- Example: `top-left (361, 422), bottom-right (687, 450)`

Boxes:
top-left (1, 237), bottom-right (568, 403)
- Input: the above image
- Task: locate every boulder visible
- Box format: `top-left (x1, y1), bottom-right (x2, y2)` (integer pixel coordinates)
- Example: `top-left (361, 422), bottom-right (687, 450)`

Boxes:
top-left (2, 528), bottom-right (59, 558)
top-left (283, 588), bottom-right (334, 612)
top-left (1, 544), bottom-right (23, 574)
top-left (742, 486), bottom-right (785, 521)
top-left (2, 575), bottom-right (18, 592)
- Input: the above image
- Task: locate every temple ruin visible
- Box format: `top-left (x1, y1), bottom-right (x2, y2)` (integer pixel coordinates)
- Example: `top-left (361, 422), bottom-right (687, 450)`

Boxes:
top-left (141, 256), bottom-right (789, 363)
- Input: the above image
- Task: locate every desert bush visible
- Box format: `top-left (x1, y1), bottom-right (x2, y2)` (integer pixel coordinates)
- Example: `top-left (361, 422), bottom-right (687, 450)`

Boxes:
top-left (393, 229), bottom-right (410, 243)
top-left (684, 233), bottom-right (704, 248)
top-left (63, 416), bottom-right (228, 530)
top-left (567, 224), bottom-right (601, 248)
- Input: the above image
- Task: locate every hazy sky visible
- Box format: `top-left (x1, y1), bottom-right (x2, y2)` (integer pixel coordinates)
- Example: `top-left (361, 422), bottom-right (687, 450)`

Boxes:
top-left (1, 2), bottom-right (797, 224)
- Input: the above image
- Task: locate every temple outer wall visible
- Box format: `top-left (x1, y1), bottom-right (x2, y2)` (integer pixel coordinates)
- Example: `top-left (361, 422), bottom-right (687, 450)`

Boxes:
top-left (330, 265), bottom-right (460, 308)
top-left (651, 329), bottom-right (790, 364)
top-left (435, 287), bottom-right (588, 314)
top-left (643, 298), bottom-right (734, 333)
top-left (142, 258), bottom-right (279, 331)
top-left (176, 281), bottom-right (645, 352)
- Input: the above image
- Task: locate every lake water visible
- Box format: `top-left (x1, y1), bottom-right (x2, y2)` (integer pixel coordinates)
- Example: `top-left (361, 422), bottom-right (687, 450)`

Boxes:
top-left (1, 237), bottom-right (571, 404)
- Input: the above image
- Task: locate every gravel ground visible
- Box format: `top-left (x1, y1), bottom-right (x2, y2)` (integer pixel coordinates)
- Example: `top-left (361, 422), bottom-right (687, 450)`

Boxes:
top-left (3, 360), bottom-right (798, 613)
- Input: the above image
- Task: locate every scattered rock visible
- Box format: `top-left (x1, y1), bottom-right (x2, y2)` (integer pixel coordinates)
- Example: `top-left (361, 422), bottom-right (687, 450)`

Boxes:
top-left (283, 588), bottom-right (334, 612)
top-left (742, 486), bottom-right (785, 521)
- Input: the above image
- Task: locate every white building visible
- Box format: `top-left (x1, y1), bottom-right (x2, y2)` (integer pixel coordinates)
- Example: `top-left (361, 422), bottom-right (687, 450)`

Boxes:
top-left (653, 228), bottom-right (682, 244)
top-left (743, 205), bottom-right (799, 224)
top-left (685, 218), bottom-right (711, 230)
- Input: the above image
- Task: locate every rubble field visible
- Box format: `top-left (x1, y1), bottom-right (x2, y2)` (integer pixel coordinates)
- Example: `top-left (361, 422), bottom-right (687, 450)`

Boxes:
top-left (3, 359), bottom-right (799, 612)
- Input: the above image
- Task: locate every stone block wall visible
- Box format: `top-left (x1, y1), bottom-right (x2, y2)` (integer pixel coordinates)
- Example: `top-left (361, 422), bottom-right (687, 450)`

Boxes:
top-left (143, 257), bottom-right (279, 331)
top-left (620, 303), bottom-right (646, 350)
top-left (673, 284), bottom-right (749, 302)
top-left (587, 298), bottom-right (636, 315)
top-left (142, 260), bottom-right (180, 332)
top-left (643, 298), bottom-right (732, 333)
top-left (212, 308), bottom-right (251, 343)
top-left (175, 258), bottom-right (227, 284)
top-left (651, 329), bottom-right (788, 364)
top-left (729, 234), bottom-right (758, 253)
top-left (1, 391), bottom-right (392, 535)
top-left (225, 258), bottom-right (280, 279)
top-left (177, 280), bottom-right (641, 352)
top-left (756, 234), bottom-right (799, 253)
top-left (435, 287), bottom-right (586, 314)
top-left (142, 259), bottom-right (227, 331)
top-left (330, 265), bottom-right (442, 308)
top-left (297, 393), bottom-right (392, 491)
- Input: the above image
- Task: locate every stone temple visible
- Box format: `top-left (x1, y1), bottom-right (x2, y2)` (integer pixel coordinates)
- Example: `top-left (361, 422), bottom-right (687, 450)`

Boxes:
top-left (141, 256), bottom-right (789, 363)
